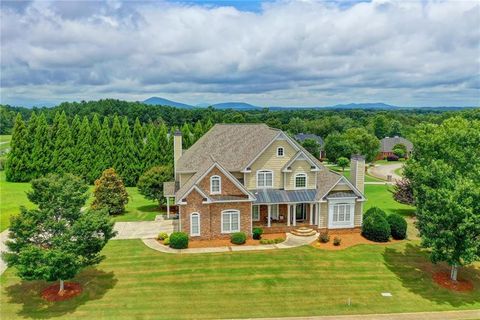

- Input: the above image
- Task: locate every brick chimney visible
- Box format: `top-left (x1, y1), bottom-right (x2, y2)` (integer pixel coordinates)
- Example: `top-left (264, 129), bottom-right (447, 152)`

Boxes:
top-left (174, 130), bottom-right (182, 178)
top-left (350, 154), bottom-right (365, 194)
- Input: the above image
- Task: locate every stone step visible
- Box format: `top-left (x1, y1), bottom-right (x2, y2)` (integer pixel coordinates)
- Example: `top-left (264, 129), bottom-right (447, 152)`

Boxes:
top-left (291, 227), bottom-right (316, 237)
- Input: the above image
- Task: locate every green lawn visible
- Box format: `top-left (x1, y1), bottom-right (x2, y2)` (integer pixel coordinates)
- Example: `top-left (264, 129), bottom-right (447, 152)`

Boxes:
top-left (328, 166), bottom-right (383, 182)
top-left (0, 172), bottom-right (162, 232)
top-left (1, 240), bottom-right (479, 319)
top-left (0, 135), bottom-right (11, 154)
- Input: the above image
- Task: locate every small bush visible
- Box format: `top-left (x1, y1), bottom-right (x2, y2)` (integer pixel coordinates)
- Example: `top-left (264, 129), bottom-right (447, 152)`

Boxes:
top-left (252, 227), bottom-right (263, 240)
top-left (259, 238), bottom-right (284, 244)
top-left (163, 237), bottom-right (170, 246)
top-left (362, 213), bottom-right (391, 242)
top-left (387, 214), bottom-right (408, 240)
top-left (364, 207), bottom-right (387, 221)
top-left (333, 237), bottom-right (341, 246)
top-left (274, 238), bottom-right (284, 244)
top-left (157, 232), bottom-right (169, 240)
top-left (169, 232), bottom-right (189, 249)
top-left (387, 155), bottom-right (399, 161)
top-left (319, 232), bottom-right (330, 243)
top-left (231, 232), bottom-right (247, 245)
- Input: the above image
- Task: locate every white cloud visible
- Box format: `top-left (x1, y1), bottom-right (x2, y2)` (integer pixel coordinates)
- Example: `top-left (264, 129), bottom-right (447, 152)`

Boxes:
top-left (1, 0), bottom-right (479, 107)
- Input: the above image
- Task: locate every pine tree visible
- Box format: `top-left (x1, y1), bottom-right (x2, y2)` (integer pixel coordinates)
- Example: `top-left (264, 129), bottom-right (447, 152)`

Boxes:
top-left (88, 114), bottom-right (102, 183)
top-left (31, 113), bottom-right (51, 178)
top-left (115, 117), bottom-right (139, 186)
top-left (205, 118), bottom-right (214, 131)
top-left (91, 117), bottom-right (112, 182)
top-left (181, 123), bottom-right (193, 149)
top-left (26, 112), bottom-right (38, 179)
top-left (5, 114), bottom-right (30, 181)
top-left (75, 116), bottom-right (92, 179)
top-left (70, 114), bottom-right (81, 147)
top-left (51, 112), bottom-right (74, 174)
top-left (157, 123), bottom-right (169, 164)
top-left (193, 120), bottom-right (204, 143)
top-left (142, 123), bottom-right (160, 171)
top-left (132, 117), bottom-right (145, 175)
top-left (110, 115), bottom-right (122, 169)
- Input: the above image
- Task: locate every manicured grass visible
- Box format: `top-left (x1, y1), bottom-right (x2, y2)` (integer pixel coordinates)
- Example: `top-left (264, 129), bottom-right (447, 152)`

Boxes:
top-left (1, 240), bottom-right (479, 319)
top-left (0, 135), bottom-right (11, 153)
top-left (328, 166), bottom-right (383, 182)
top-left (364, 184), bottom-right (415, 217)
top-left (0, 171), bottom-right (162, 231)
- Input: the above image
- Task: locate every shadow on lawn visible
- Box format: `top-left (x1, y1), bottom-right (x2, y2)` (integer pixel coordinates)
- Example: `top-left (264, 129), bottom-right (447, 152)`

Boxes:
top-left (383, 243), bottom-right (480, 307)
top-left (136, 204), bottom-right (160, 213)
top-left (5, 268), bottom-right (117, 319)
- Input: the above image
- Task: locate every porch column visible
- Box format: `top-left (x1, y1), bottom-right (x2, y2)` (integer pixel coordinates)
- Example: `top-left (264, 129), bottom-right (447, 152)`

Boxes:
top-left (317, 202), bottom-right (322, 227)
top-left (309, 203), bottom-right (313, 225)
top-left (267, 205), bottom-right (271, 228)
top-left (166, 197), bottom-right (170, 219)
top-left (293, 205), bottom-right (297, 226)
top-left (287, 205), bottom-right (291, 226)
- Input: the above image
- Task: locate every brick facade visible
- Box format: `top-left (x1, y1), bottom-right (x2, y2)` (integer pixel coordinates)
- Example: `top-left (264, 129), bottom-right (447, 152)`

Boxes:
top-left (197, 167), bottom-right (248, 198)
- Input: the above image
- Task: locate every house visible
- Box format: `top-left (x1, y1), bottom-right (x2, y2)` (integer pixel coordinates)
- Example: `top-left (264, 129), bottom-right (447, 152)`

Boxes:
top-left (163, 124), bottom-right (366, 240)
top-left (377, 136), bottom-right (413, 160)
top-left (294, 133), bottom-right (326, 159)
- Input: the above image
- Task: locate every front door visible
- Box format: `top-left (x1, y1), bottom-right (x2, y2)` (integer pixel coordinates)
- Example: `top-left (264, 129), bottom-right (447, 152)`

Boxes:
top-left (295, 203), bottom-right (306, 221)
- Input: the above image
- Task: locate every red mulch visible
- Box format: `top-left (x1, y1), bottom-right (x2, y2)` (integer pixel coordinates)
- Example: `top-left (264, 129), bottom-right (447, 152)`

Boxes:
top-left (433, 272), bottom-right (474, 292)
top-left (41, 282), bottom-right (83, 301)
top-left (311, 231), bottom-right (402, 250)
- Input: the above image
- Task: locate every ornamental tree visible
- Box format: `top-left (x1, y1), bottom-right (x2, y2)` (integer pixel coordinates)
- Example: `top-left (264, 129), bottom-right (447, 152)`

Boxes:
top-left (3, 174), bottom-right (116, 294)
top-left (336, 157), bottom-right (349, 172)
top-left (92, 168), bottom-right (129, 215)
top-left (404, 117), bottom-right (480, 281)
top-left (137, 166), bottom-right (173, 207)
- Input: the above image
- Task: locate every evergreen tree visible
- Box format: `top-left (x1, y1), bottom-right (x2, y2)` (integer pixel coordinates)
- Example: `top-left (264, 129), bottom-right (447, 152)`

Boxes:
top-left (204, 118), bottom-right (214, 131)
top-left (181, 123), bottom-right (193, 149)
top-left (193, 120), bottom-right (204, 143)
top-left (115, 117), bottom-right (139, 186)
top-left (158, 123), bottom-right (170, 165)
top-left (91, 117), bottom-right (112, 182)
top-left (51, 111), bottom-right (74, 174)
top-left (31, 113), bottom-right (51, 178)
top-left (75, 116), bottom-right (92, 179)
top-left (5, 114), bottom-right (30, 181)
top-left (26, 112), bottom-right (38, 179)
top-left (70, 114), bottom-right (81, 147)
top-left (143, 123), bottom-right (160, 171)
top-left (132, 117), bottom-right (145, 174)
top-left (88, 115), bottom-right (102, 183)
top-left (110, 115), bottom-right (122, 169)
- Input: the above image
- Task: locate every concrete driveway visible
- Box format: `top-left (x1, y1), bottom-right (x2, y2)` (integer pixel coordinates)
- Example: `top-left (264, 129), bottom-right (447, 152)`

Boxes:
top-left (368, 162), bottom-right (403, 182)
top-left (113, 217), bottom-right (176, 240)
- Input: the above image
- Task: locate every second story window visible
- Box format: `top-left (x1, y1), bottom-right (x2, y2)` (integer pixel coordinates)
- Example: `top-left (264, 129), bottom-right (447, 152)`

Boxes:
top-left (277, 147), bottom-right (284, 157)
top-left (210, 175), bottom-right (221, 194)
top-left (257, 170), bottom-right (273, 188)
top-left (295, 173), bottom-right (307, 189)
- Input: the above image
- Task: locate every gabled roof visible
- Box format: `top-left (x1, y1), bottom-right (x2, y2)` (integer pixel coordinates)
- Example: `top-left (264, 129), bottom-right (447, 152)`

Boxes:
top-left (175, 159), bottom-right (256, 204)
top-left (163, 181), bottom-right (177, 197)
top-left (282, 150), bottom-right (320, 172)
top-left (315, 171), bottom-right (365, 201)
top-left (380, 136), bottom-right (413, 152)
top-left (176, 124), bottom-right (279, 173)
top-left (294, 133), bottom-right (324, 146)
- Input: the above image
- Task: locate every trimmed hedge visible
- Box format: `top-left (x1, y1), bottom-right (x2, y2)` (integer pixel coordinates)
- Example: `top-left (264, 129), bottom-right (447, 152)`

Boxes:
top-left (163, 237), bottom-right (170, 246)
top-left (362, 212), bottom-right (390, 242)
top-left (387, 213), bottom-right (407, 240)
top-left (364, 207), bottom-right (387, 221)
top-left (231, 232), bottom-right (247, 245)
top-left (252, 227), bottom-right (263, 240)
top-left (169, 232), bottom-right (189, 249)
top-left (157, 232), bottom-right (169, 240)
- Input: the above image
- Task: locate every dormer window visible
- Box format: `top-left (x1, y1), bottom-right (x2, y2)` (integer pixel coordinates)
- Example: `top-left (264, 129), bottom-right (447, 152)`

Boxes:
top-left (277, 147), bottom-right (284, 157)
top-left (210, 175), bottom-right (221, 194)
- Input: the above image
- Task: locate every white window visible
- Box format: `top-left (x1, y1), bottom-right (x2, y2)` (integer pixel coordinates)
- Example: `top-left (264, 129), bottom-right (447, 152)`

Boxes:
top-left (271, 204), bottom-right (279, 219)
top-left (295, 173), bottom-right (307, 189)
top-left (277, 147), bottom-right (284, 157)
top-left (221, 210), bottom-right (240, 233)
top-left (190, 212), bottom-right (200, 236)
top-left (210, 175), bottom-right (221, 194)
top-left (257, 170), bottom-right (273, 188)
top-left (252, 205), bottom-right (260, 221)
top-left (328, 201), bottom-right (354, 229)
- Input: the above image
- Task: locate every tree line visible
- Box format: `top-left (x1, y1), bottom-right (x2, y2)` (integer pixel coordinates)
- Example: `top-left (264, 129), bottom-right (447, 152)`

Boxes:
top-left (5, 111), bottom-right (212, 186)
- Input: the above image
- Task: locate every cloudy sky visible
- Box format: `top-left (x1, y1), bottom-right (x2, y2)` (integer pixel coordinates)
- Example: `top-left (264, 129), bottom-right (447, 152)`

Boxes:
top-left (1, 0), bottom-right (479, 107)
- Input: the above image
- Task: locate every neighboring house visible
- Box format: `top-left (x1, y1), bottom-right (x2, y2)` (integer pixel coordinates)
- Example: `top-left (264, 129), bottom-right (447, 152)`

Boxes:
top-left (164, 124), bottom-right (366, 240)
top-left (377, 136), bottom-right (413, 159)
top-left (294, 133), bottom-right (325, 159)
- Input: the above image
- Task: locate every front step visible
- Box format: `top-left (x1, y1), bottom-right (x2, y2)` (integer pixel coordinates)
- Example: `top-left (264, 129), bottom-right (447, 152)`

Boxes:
top-left (291, 227), bottom-right (316, 237)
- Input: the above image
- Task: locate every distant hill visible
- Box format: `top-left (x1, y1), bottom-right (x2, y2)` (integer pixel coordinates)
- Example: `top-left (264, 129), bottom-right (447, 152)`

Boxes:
top-left (211, 102), bottom-right (262, 110)
top-left (324, 102), bottom-right (400, 110)
top-left (143, 97), bottom-right (195, 109)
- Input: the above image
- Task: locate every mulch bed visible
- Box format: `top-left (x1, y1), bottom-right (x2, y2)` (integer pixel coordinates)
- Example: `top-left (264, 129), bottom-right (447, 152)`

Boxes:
top-left (41, 282), bottom-right (83, 301)
top-left (433, 272), bottom-right (474, 292)
top-left (311, 231), bottom-right (402, 250)
top-left (166, 233), bottom-right (287, 248)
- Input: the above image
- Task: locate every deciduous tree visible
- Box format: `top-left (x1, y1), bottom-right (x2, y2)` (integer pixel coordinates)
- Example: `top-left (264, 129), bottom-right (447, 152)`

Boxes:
top-left (137, 166), bottom-right (173, 207)
top-left (92, 168), bottom-right (129, 215)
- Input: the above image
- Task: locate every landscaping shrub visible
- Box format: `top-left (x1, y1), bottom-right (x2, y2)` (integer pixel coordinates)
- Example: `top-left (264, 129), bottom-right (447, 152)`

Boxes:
top-left (260, 238), bottom-right (284, 244)
top-left (274, 238), bottom-right (284, 244)
top-left (157, 232), bottom-right (169, 240)
top-left (364, 207), bottom-right (387, 221)
top-left (319, 232), bottom-right (330, 243)
top-left (333, 237), bottom-right (341, 246)
top-left (387, 155), bottom-right (399, 161)
top-left (163, 237), bottom-right (170, 246)
top-left (252, 227), bottom-right (263, 240)
top-left (362, 212), bottom-right (391, 242)
top-left (230, 232), bottom-right (247, 245)
top-left (169, 232), bottom-right (189, 249)
top-left (387, 214), bottom-right (408, 240)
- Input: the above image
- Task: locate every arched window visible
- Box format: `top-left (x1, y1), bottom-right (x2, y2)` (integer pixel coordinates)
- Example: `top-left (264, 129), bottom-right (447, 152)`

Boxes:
top-left (210, 175), bottom-right (221, 194)
top-left (257, 170), bottom-right (273, 188)
top-left (190, 212), bottom-right (200, 236)
top-left (295, 173), bottom-right (307, 189)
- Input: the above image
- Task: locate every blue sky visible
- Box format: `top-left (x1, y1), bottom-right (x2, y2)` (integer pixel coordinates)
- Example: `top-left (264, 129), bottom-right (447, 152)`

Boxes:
top-left (1, 0), bottom-right (479, 107)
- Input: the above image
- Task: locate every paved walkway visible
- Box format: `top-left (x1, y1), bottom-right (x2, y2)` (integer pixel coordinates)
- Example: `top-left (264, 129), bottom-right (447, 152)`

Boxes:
top-left (368, 162), bottom-right (403, 182)
top-left (143, 232), bottom-right (318, 254)
top-left (0, 229), bottom-right (9, 275)
top-left (247, 310), bottom-right (480, 320)
top-left (113, 216), bottom-right (175, 240)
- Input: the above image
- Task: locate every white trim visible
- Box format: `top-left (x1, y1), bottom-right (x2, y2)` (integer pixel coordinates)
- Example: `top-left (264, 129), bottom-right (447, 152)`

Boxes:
top-left (328, 199), bottom-right (355, 229)
top-left (210, 175), bottom-right (221, 194)
top-left (177, 185), bottom-right (212, 205)
top-left (282, 150), bottom-right (320, 173)
top-left (276, 147), bottom-right (285, 157)
top-left (221, 209), bottom-right (241, 234)
top-left (318, 175), bottom-right (366, 202)
top-left (294, 173), bottom-right (308, 189)
top-left (252, 205), bottom-right (260, 221)
top-left (190, 212), bottom-right (201, 236)
top-left (256, 170), bottom-right (274, 189)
